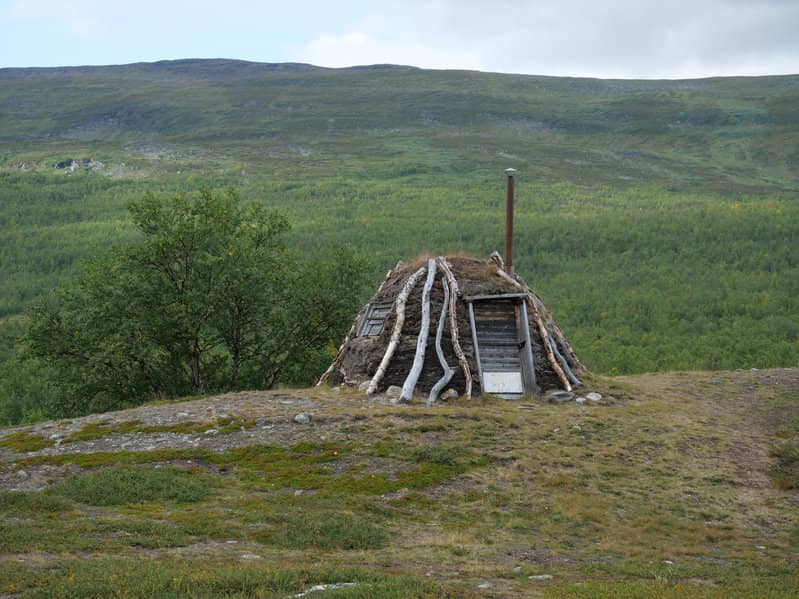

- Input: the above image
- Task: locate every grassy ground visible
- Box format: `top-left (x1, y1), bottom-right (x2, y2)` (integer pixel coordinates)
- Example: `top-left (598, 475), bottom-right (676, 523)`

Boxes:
top-left (0, 368), bottom-right (797, 597)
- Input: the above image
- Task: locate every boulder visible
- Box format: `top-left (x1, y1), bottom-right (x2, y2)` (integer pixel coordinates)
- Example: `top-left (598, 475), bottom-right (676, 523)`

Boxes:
top-left (440, 388), bottom-right (459, 401)
top-left (385, 385), bottom-right (402, 399)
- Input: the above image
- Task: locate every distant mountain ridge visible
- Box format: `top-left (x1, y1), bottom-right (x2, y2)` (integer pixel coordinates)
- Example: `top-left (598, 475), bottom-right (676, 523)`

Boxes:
top-left (2, 58), bottom-right (797, 192)
top-left (0, 58), bottom-right (422, 80)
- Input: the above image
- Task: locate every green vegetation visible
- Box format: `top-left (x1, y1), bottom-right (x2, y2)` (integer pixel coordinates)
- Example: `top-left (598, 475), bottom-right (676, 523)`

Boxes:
top-left (0, 60), bottom-right (797, 423)
top-left (18, 188), bottom-right (368, 418)
top-left (254, 513), bottom-right (388, 550)
top-left (0, 558), bottom-right (448, 598)
top-left (48, 465), bottom-right (211, 505)
top-left (772, 440), bottom-right (799, 489)
top-left (0, 430), bottom-right (54, 452)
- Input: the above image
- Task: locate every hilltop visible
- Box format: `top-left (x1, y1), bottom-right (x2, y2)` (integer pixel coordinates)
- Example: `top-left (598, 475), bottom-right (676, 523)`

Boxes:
top-left (2, 58), bottom-right (798, 190)
top-left (1, 368), bottom-right (797, 596)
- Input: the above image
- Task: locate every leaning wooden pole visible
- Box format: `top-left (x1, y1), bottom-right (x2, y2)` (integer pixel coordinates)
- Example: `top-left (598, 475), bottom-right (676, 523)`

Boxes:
top-left (318, 267), bottom-right (395, 386)
top-left (366, 265), bottom-right (427, 395)
top-left (495, 268), bottom-right (572, 392)
top-left (530, 293), bottom-right (584, 376)
top-left (438, 257), bottom-right (472, 399)
top-left (316, 302), bottom-right (367, 386)
top-left (525, 294), bottom-right (573, 392)
top-left (428, 278), bottom-right (455, 405)
top-left (400, 259), bottom-right (437, 402)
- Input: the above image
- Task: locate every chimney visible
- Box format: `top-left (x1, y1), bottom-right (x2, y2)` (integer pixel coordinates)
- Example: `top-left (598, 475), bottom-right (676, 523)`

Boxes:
top-left (504, 168), bottom-right (517, 273)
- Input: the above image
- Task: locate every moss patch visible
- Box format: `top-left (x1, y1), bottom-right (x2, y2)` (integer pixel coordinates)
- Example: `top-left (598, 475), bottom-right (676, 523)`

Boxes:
top-left (0, 431), bottom-right (54, 452)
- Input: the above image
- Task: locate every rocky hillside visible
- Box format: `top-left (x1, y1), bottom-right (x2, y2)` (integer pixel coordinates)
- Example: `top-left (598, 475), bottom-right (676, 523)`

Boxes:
top-left (1, 369), bottom-right (797, 597)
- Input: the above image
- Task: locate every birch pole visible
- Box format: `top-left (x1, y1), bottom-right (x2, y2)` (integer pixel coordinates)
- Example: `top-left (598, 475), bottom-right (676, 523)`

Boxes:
top-left (438, 257), bottom-right (472, 399)
top-left (318, 267), bottom-right (394, 386)
top-left (366, 265), bottom-right (427, 395)
top-left (399, 259), bottom-right (437, 402)
top-left (428, 278), bottom-right (455, 405)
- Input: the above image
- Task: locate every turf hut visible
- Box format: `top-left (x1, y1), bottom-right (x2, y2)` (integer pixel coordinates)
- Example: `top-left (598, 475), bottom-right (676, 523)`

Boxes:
top-left (318, 252), bottom-right (584, 403)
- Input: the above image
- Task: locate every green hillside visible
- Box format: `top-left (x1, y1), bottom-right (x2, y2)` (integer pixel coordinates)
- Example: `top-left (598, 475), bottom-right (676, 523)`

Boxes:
top-left (0, 60), bottom-right (798, 421)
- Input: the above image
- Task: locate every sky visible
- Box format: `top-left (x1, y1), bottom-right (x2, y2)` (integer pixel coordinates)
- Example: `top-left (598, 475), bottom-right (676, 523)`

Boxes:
top-left (1, 0), bottom-right (798, 79)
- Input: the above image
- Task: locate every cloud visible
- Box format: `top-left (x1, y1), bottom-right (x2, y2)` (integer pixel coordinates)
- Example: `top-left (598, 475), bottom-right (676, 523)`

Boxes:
top-left (297, 0), bottom-right (799, 78)
top-left (9, 0), bottom-right (108, 40)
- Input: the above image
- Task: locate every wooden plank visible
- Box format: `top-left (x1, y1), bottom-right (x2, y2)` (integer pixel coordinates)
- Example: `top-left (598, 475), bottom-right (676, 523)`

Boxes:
top-left (468, 301), bottom-right (484, 388)
top-left (519, 300), bottom-right (539, 393)
top-left (464, 293), bottom-right (528, 302)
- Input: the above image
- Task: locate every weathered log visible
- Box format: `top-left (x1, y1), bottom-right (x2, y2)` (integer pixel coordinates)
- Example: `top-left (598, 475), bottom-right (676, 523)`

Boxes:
top-left (366, 265), bottom-right (427, 395)
top-left (317, 303), bottom-right (368, 386)
top-left (550, 335), bottom-right (582, 387)
top-left (489, 250), bottom-right (505, 270)
top-left (526, 295), bottom-right (572, 392)
top-left (428, 278), bottom-right (455, 405)
top-left (551, 321), bottom-right (585, 371)
top-left (438, 257), bottom-right (472, 399)
top-left (529, 293), bottom-right (584, 374)
top-left (400, 259), bottom-right (437, 402)
top-left (318, 267), bottom-right (394, 386)
top-left (495, 268), bottom-right (572, 392)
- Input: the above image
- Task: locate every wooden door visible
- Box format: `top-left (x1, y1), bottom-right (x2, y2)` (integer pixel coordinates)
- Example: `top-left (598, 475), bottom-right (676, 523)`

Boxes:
top-left (472, 299), bottom-right (524, 394)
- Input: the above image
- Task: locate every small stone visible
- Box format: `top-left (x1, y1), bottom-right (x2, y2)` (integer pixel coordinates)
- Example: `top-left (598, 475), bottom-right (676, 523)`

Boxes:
top-left (575, 396), bottom-right (586, 404)
top-left (225, 540), bottom-right (239, 544)
top-left (358, 380), bottom-right (370, 392)
top-left (255, 418), bottom-right (266, 427)
top-left (549, 391), bottom-right (574, 403)
top-left (755, 545), bottom-right (766, 550)
top-left (586, 392), bottom-right (602, 402)
top-left (204, 429), bottom-right (219, 436)
top-left (385, 385), bottom-right (402, 399)
top-left (240, 553), bottom-right (262, 560)
top-left (528, 574), bottom-right (553, 581)
top-left (663, 560), bottom-right (674, 565)
top-left (176, 412), bottom-right (189, 417)
top-left (477, 581), bottom-right (493, 589)
top-left (512, 566), bottom-right (522, 573)
top-left (440, 388), bottom-right (459, 401)
top-left (293, 413), bottom-right (311, 424)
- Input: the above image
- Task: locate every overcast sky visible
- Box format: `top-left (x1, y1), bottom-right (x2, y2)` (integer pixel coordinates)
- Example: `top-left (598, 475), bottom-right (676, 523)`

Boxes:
top-left (1, 0), bottom-right (797, 78)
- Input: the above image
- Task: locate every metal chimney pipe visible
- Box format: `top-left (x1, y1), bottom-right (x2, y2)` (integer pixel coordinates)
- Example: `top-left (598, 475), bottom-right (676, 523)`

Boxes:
top-left (504, 168), bottom-right (517, 273)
